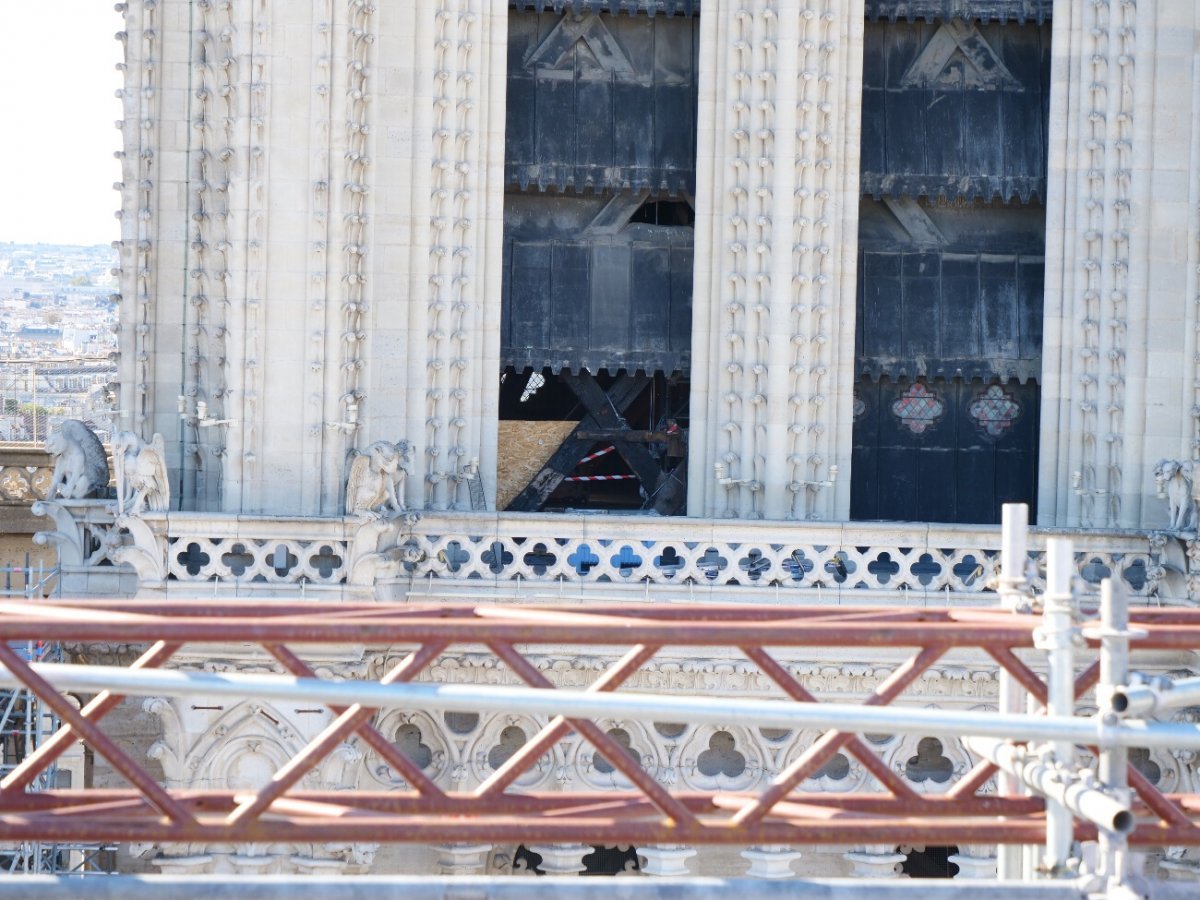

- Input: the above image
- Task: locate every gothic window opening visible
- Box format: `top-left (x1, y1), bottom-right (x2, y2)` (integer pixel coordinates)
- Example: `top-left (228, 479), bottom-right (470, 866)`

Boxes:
top-left (899, 844), bottom-right (960, 879)
top-left (498, 3), bottom-right (698, 515)
top-left (851, 12), bottom-right (1050, 524)
top-left (512, 845), bottom-right (544, 875)
top-left (628, 198), bottom-right (695, 227)
top-left (582, 845), bottom-right (640, 875)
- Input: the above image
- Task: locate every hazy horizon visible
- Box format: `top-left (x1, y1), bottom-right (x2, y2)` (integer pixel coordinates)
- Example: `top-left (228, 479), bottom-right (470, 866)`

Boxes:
top-left (0, 3), bottom-right (123, 246)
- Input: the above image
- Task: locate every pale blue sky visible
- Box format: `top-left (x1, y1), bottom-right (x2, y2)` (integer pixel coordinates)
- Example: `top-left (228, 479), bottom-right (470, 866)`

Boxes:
top-left (0, 1), bottom-right (123, 245)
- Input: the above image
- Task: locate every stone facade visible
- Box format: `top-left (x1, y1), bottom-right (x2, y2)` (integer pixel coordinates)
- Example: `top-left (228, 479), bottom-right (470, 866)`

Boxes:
top-left (104, 0), bottom-right (1200, 531)
top-left (33, 0), bottom-right (1200, 881)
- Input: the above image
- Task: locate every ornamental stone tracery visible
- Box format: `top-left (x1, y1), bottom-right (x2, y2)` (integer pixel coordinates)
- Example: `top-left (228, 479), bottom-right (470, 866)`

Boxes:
top-left (127, 648), bottom-right (1196, 875)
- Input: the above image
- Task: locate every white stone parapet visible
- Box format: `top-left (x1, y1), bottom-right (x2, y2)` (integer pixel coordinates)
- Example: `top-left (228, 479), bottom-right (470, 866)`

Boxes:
top-left (33, 501), bottom-right (1168, 602)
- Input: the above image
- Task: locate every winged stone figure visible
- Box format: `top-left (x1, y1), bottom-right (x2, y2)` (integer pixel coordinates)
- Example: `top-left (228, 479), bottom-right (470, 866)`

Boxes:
top-left (345, 440), bottom-right (411, 518)
top-left (112, 431), bottom-right (170, 515)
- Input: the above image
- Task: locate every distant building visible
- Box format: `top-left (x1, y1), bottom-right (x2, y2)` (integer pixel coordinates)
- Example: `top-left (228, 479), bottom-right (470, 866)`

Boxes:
top-left (16, 326), bottom-right (61, 344)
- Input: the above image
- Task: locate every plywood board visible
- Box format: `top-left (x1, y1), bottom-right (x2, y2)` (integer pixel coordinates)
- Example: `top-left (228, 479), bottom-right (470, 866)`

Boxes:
top-left (496, 420), bottom-right (578, 511)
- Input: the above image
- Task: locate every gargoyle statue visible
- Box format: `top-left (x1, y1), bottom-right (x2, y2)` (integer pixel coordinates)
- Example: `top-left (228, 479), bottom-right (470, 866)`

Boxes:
top-left (345, 440), bottom-right (411, 518)
top-left (1154, 458), bottom-right (1194, 531)
top-left (44, 419), bottom-right (109, 500)
top-left (112, 431), bottom-right (170, 515)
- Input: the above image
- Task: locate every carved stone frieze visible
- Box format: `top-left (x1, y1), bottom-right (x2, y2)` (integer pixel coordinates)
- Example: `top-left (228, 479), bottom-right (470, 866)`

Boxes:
top-left (0, 461), bottom-right (52, 503)
top-left (405, 651), bottom-right (1000, 704)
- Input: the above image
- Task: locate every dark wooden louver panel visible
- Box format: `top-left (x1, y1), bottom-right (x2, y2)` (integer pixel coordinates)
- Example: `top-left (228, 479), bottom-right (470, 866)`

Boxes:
top-left (855, 250), bottom-right (1043, 383)
top-left (864, 1), bottom-right (1051, 25)
top-left (851, 377), bottom-right (1039, 524)
top-left (502, 8), bottom-right (697, 377)
top-left (852, 13), bottom-right (1047, 526)
top-left (506, 11), bottom-right (698, 194)
top-left (861, 20), bottom-right (1050, 203)
top-left (511, 1), bottom-right (699, 14)
top-left (502, 219), bottom-right (694, 376)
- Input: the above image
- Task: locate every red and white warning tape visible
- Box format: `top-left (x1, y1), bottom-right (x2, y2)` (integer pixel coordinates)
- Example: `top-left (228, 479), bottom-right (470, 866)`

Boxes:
top-left (563, 474), bottom-right (637, 482)
top-left (578, 445), bottom-right (616, 465)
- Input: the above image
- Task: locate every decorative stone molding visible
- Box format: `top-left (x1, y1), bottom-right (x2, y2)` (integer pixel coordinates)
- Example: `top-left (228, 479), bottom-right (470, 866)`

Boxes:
top-left (1191, 1), bottom-right (1200, 480)
top-left (843, 845), bottom-right (905, 878)
top-left (143, 695), bottom-right (351, 792)
top-left (436, 843), bottom-right (492, 876)
top-left (135, 842), bottom-right (377, 877)
top-left (182, 0), bottom-right (233, 508)
top-left (1040, 0), bottom-right (1140, 528)
top-left (137, 657), bottom-right (1191, 802)
top-left (116, 651), bottom-right (1195, 875)
top-left (742, 845), bottom-right (803, 878)
top-left (302, 0), bottom-right (335, 513)
top-left (949, 845), bottom-right (998, 880)
top-left (327, 0), bottom-right (374, 454)
top-left (0, 448), bottom-right (53, 504)
top-left (110, 514), bottom-right (168, 587)
top-left (114, 0), bottom-right (160, 434)
top-left (527, 844), bottom-right (589, 876)
top-left (415, 653), bottom-right (1001, 706)
top-left (689, 0), bottom-right (863, 520)
top-left (639, 845), bottom-right (696, 877)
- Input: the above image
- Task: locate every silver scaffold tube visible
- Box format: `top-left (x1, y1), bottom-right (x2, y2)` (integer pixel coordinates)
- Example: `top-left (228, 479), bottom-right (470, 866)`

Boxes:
top-left (6, 661), bottom-right (1200, 751)
top-left (1111, 675), bottom-right (1200, 719)
top-left (962, 736), bottom-right (1134, 836)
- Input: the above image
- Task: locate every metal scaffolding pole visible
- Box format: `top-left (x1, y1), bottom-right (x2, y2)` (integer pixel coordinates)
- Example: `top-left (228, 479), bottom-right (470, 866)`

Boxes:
top-left (5, 660), bottom-right (1200, 751)
top-left (998, 503), bottom-right (1031, 880)
top-left (1094, 578), bottom-right (1133, 889)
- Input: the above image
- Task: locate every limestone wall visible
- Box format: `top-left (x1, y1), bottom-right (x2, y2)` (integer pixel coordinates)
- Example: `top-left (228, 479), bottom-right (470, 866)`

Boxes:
top-left (1039, 1), bottom-right (1200, 528)
top-left (688, 0), bottom-right (865, 520)
top-left (115, 1), bottom-right (507, 517)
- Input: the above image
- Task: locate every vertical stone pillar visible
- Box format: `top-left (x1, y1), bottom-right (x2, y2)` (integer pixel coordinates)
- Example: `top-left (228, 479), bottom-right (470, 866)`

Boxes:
top-left (367, 0), bottom-right (507, 514)
top-left (639, 845), bottom-right (696, 877)
top-left (1040, 0), bottom-right (1200, 528)
top-left (527, 843), bottom-right (589, 876)
top-left (742, 845), bottom-right (802, 878)
top-left (689, 0), bottom-right (864, 521)
top-left (843, 845), bottom-right (904, 878)
top-left (437, 843), bottom-right (492, 875)
top-left (115, 0), bottom-right (189, 483)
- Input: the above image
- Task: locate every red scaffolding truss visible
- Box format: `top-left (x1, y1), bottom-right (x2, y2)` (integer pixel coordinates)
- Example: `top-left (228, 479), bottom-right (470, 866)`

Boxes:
top-left (0, 598), bottom-right (1199, 847)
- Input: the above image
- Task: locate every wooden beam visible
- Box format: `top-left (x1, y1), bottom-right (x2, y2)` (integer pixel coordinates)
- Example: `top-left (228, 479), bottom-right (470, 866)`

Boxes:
top-left (504, 374), bottom-right (649, 511)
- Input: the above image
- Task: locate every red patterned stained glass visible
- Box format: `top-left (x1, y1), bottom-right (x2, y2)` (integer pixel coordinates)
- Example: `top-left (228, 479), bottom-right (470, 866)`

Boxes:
top-left (969, 384), bottom-right (1021, 438)
top-left (891, 383), bottom-right (944, 434)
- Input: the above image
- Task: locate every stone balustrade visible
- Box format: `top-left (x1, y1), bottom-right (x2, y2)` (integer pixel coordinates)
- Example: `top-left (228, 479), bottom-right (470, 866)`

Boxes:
top-left (0, 444), bottom-right (53, 506)
top-left (32, 500), bottom-right (1171, 602)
